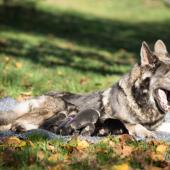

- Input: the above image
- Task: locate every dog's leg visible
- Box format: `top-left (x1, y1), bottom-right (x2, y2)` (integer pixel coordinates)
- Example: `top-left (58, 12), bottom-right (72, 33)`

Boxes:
top-left (0, 95), bottom-right (48, 125)
top-left (0, 95), bottom-right (66, 132)
top-left (7, 96), bottom-right (66, 132)
top-left (124, 123), bottom-right (156, 139)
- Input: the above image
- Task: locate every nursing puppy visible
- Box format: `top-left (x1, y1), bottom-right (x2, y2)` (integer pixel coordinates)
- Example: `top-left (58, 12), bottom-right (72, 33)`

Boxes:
top-left (0, 40), bottom-right (170, 139)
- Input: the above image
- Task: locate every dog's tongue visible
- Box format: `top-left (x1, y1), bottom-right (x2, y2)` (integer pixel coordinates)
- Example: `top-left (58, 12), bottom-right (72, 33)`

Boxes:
top-left (158, 89), bottom-right (168, 111)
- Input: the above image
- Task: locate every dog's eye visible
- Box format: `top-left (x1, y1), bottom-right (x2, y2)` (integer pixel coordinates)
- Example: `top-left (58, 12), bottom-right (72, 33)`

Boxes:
top-left (143, 77), bottom-right (150, 82)
top-left (142, 77), bottom-right (150, 88)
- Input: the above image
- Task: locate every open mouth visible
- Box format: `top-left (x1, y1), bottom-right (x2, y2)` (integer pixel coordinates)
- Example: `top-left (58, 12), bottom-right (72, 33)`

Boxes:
top-left (155, 89), bottom-right (170, 113)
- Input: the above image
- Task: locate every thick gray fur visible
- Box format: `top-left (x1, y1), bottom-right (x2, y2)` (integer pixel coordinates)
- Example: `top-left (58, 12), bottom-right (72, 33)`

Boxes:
top-left (1, 40), bottom-right (170, 139)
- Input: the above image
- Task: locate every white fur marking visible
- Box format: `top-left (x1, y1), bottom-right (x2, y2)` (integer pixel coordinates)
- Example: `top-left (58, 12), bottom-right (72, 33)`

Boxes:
top-left (24, 124), bottom-right (39, 130)
top-left (101, 88), bottom-right (113, 119)
top-left (96, 110), bottom-right (100, 117)
top-left (85, 126), bottom-right (90, 131)
top-left (13, 96), bottom-right (47, 117)
top-left (102, 88), bottom-right (111, 106)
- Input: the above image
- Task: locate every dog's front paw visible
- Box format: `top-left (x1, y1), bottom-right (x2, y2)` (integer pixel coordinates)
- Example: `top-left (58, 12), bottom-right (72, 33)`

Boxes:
top-left (135, 127), bottom-right (156, 139)
top-left (126, 123), bottom-right (156, 139)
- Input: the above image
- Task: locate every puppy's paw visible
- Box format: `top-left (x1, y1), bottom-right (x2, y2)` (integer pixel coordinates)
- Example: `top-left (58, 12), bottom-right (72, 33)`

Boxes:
top-left (80, 123), bottom-right (95, 136)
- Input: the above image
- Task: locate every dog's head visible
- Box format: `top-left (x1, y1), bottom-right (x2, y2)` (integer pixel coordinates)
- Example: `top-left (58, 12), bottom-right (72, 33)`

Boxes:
top-left (131, 40), bottom-right (170, 115)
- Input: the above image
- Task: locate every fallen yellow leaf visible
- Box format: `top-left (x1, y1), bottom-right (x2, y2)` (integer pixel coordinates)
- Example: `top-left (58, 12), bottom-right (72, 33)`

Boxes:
top-left (15, 62), bottom-right (23, 68)
top-left (120, 145), bottom-right (133, 157)
top-left (5, 137), bottom-right (21, 145)
top-left (150, 152), bottom-right (164, 161)
top-left (156, 144), bottom-right (168, 154)
top-left (77, 139), bottom-right (89, 150)
top-left (37, 150), bottom-right (45, 161)
top-left (3, 137), bottom-right (26, 147)
top-left (118, 134), bottom-right (134, 144)
top-left (112, 163), bottom-right (132, 170)
top-left (48, 153), bottom-right (61, 162)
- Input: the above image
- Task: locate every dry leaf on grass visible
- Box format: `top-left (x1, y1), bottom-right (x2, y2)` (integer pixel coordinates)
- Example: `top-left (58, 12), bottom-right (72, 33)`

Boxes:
top-left (118, 134), bottom-right (134, 144)
top-left (156, 144), bottom-right (168, 154)
top-left (76, 139), bottom-right (90, 150)
top-left (113, 143), bottom-right (133, 158)
top-left (147, 143), bottom-right (168, 162)
top-left (112, 163), bottom-right (132, 170)
top-left (37, 150), bottom-right (45, 161)
top-left (150, 152), bottom-right (164, 161)
top-left (3, 136), bottom-right (26, 148)
top-left (48, 153), bottom-right (61, 162)
top-left (47, 143), bottom-right (55, 153)
top-left (79, 77), bottom-right (89, 85)
top-left (120, 145), bottom-right (133, 157)
top-left (15, 62), bottom-right (23, 69)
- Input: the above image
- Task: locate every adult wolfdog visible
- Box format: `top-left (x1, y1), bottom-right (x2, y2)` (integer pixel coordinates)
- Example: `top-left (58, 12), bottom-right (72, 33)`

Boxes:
top-left (0, 40), bottom-right (170, 138)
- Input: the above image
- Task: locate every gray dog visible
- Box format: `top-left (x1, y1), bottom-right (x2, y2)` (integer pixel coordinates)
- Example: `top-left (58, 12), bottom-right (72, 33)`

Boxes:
top-left (0, 40), bottom-right (170, 139)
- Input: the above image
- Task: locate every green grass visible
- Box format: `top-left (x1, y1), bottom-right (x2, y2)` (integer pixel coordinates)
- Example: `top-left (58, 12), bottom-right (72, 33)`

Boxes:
top-left (0, 0), bottom-right (170, 169)
top-left (0, 0), bottom-right (170, 97)
top-left (0, 135), bottom-right (169, 170)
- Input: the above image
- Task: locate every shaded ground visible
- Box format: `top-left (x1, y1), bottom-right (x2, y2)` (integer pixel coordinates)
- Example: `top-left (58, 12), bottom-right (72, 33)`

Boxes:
top-left (0, 1), bottom-right (170, 169)
top-left (0, 5), bottom-right (170, 62)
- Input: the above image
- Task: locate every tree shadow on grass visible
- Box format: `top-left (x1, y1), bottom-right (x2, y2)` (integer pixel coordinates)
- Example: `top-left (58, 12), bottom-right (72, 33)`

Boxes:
top-left (0, 5), bottom-right (170, 74)
top-left (0, 38), bottom-right (129, 75)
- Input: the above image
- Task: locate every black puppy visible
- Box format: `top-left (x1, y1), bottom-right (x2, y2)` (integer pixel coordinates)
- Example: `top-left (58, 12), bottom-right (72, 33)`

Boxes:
top-left (52, 109), bottom-right (128, 136)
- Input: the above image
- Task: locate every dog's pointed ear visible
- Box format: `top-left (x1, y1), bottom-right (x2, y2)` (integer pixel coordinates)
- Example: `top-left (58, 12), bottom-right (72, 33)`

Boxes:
top-left (140, 41), bottom-right (153, 66)
top-left (154, 40), bottom-right (167, 54)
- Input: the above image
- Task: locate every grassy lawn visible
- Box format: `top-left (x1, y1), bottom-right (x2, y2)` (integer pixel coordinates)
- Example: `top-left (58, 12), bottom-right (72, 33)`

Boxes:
top-left (0, 0), bottom-right (170, 169)
top-left (0, 135), bottom-right (170, 170)
top-left (0, 0), bottom-right (170, 97)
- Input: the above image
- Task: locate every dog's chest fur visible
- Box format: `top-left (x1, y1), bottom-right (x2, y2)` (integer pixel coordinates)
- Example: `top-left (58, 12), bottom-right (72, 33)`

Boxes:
top-left (47, 80), bottom-right (165, 130)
